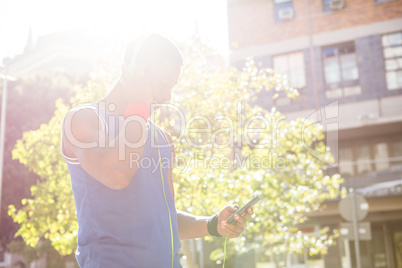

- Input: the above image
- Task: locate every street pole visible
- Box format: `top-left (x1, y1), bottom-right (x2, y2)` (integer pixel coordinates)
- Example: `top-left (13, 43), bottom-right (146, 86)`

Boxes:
top-left (343, 239), bottom-right (352, 268)
top-left (0, 67), bottom-right (15, 226)
top-left (0, 70), bottom-right (8, 226)
top-left (197, 237), bottom-right (204, 268)
top-left (351, 191), bottom-right (361, 268)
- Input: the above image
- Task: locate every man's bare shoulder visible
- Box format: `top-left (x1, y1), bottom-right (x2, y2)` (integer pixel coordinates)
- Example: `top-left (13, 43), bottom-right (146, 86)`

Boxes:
top-left (63, 105), bottom-right (102, 145)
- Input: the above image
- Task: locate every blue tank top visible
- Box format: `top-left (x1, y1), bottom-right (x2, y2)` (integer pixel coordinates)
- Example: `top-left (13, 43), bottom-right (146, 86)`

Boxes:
top-left (61, 104), bottom-right (182, 268)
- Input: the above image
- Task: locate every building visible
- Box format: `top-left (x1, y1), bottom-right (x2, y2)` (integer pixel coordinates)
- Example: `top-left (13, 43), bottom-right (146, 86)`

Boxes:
top-left (227, 0), bottom-right (402, 267)
top-left (4, 28), bottom-right (113, 79)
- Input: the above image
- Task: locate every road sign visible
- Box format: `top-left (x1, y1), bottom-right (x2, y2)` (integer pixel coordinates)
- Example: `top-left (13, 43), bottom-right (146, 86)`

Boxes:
top-left (339, 193), bottom-right (369, 222)
top-left (340, 222), bottom-right (372, 240)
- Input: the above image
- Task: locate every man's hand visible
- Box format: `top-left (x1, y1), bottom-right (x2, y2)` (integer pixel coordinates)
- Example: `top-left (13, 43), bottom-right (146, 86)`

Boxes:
top-left (217, 205), bottom-right (254, 239)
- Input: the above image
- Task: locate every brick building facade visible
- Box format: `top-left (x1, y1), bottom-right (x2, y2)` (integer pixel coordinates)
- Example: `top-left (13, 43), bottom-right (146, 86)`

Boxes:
top-left (227, 0), bottom-right (402, 267)
top-left (228, 0), bottom-right (402, 49)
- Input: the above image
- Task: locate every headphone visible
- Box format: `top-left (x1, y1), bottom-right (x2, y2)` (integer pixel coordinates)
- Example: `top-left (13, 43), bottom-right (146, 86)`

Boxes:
top-left (154, 124), bottom-right (175, 268)
top-left (124, 34), bottom-right (150, 79)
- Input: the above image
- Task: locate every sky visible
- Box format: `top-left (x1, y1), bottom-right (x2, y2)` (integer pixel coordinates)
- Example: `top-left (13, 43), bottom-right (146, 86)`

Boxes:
top-left (0, 0), bottom-right (229, 67)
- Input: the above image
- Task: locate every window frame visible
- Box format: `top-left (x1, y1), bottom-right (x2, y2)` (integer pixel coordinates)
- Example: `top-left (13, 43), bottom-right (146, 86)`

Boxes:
top-left (322, 0), bottom-right (346, 12)
top-left (273, 0), bottom-right (294, 23)
top-left (337, 135), bottom-right (402, 178)
top-left (322, 0), bottom-right (333, 12)
top-left (272, 50), bottom-right (307, 107)
top-left (381, 31), bottom-right (402, 91)
top-left (322, 42), bottom-right (361, 99)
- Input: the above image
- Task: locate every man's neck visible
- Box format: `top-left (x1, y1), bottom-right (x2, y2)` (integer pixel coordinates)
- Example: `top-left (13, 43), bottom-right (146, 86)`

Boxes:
top-left (99, 80), bottom-right (124, 116)
top-left (101, 79), bottom-right (153, 117)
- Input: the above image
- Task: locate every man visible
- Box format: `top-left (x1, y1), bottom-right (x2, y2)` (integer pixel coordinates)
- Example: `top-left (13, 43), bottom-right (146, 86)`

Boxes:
top-left (61, 33), bottom-right (253, 267)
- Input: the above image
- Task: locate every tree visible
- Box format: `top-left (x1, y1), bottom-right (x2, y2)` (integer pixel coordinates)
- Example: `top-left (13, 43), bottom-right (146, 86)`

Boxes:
top-left (158, 37), bottom-right (344, 267)
top-left (0, 73), bottom-right (76, 266)
top-left (9, 36), bottom-right (343, 267)
top-left (1, 73), bottom-right (74, 247)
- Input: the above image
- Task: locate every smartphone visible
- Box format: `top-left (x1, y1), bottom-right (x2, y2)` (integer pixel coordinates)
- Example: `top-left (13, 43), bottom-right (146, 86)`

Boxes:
top-left (226, 196), bottom-right (260, 224)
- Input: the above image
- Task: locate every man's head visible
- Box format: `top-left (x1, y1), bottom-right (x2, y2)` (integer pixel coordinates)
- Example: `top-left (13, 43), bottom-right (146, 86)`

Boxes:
top-left (122, 34), bottom-right (183, 103)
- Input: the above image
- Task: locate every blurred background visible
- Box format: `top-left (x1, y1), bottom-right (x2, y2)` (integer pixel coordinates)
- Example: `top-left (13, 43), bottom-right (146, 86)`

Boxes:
top-left (1, 0), bottom-right (402, 268)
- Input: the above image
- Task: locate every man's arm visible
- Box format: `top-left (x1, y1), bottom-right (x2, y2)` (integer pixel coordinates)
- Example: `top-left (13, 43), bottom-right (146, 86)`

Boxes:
top-left (62, 108), bottom-right (147, 189)
top-left (177, 211), bottom-right (209, 240)
top-left (164, 131), bottom-right (253, 240)
top-left (177, 206), bottom-right (253, 240)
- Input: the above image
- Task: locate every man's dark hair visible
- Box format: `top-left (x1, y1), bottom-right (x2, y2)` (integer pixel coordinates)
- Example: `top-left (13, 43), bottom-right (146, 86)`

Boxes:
top-left (123, 34), bottom-right (183, 67)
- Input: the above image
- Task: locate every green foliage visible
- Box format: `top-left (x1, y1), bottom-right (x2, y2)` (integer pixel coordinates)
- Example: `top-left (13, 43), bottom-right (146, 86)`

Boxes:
top-left (157, 37), bottom-right (344, 263)
top-left (7, 239), bottom-right (77, 268)
top-left (9, 36), bottom-right (344, 266)
top-left (1, 73), bottom-right (74, 248)
top-left (9, 100), bottom-right (77, 255)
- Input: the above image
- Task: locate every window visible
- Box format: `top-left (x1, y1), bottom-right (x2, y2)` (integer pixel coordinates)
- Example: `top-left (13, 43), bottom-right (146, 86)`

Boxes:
top-left (273, 52), bottom-right (306, 88)
top-left (274, 0), bottom-right (294, 22)
top-left (391, 138), bottom-right (402, 165)
top-left (382, 31), bottom-right (402, 90)
top-left (342, 224), bottom-right (389, 268)
top-left (322, 0), bottom-right (332, 12)
top-left (322, 42), bottom-right (361, 98)
top-left (272, 51), bottom-right (306, 106)
top-left (322, 0), bottom-right (345, 12)
top-left (374, 142), bottom-right (390, 171)
top-left (338, 136), bottom-right (401, 177)
top-left (355, 142), bottom-right (373, 174)
top-left (339, 146), bottom-right (355, 177)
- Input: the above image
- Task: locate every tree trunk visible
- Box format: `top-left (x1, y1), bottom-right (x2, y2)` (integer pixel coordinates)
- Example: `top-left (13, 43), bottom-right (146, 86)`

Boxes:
top-left (272, 250), bottom-right (280, 268)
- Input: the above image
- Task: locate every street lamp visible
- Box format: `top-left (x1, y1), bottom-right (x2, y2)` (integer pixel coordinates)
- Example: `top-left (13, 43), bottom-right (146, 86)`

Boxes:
top-left (0, 58), bottom-right (16, 225)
